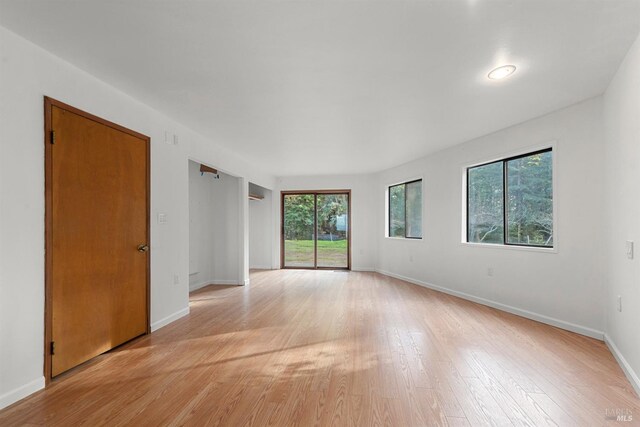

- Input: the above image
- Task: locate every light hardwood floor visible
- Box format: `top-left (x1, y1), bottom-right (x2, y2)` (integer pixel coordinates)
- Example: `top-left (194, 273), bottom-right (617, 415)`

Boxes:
top-left (1, 270), bottom-right (639, 426)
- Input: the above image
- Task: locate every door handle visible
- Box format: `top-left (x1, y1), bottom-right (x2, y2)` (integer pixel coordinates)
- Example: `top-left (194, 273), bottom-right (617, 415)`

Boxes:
top-left (137, 244), bottom-right (149, 253)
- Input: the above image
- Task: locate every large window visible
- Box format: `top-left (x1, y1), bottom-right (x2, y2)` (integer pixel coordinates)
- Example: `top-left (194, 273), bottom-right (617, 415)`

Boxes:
top-left (467, 149), bottom-right (553, 248)
top-left (389, 179), bottom-right (422, 239)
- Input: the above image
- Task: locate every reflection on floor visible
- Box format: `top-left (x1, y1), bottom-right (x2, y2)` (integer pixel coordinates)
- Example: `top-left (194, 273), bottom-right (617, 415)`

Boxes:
top-left (1, 270), bottom-right (638, 425)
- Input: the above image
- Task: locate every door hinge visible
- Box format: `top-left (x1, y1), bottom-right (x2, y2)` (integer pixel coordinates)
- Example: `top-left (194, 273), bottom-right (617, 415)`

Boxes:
top-left (50, 130), bottom-right (56, 145)
top-left (50, 341), bottom-right (55, 355)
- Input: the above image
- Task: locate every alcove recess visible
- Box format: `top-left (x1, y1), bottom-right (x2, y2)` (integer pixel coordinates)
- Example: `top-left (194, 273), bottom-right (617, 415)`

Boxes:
top-left (199, 163), bottom-right (263, 201)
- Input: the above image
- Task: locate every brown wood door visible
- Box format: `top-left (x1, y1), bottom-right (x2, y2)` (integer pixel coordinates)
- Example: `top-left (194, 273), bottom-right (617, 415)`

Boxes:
top-left (46, 99), bottom-right (149, 378)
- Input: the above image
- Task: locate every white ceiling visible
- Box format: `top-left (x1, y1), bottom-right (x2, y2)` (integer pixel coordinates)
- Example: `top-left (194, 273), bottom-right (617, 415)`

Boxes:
top-left (1, 1), bottom-right (639, 176)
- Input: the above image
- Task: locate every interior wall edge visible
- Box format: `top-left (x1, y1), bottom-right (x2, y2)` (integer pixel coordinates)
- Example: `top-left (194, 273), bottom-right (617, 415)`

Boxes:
top-left (602, 30), bottom-right (640, 400)
top-left (375, 269), bottom-right (605, 341)
top-left (150, 307), bottom-right (190, 333)
top-left (605, 334), bottom-right (640, 398)
top-left (0, 377), bottom-right (45, 411)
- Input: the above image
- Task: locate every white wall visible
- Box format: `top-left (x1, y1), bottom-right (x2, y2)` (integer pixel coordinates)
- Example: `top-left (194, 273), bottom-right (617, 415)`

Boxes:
top-left (274, 174), bottom-right (377, 271)
top-left (189, 162), bottom-right (241, 289)
top-left (249, 183), bottom-right (273, 270)
top-left (376, 97), bottom-right (605, 338)
top-left (603, 33), bottom-right (640, 394)
top-left (0, 26), bottom-right (274, 409)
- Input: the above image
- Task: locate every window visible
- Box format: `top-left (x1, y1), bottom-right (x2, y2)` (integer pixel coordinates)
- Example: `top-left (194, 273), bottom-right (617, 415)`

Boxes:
top-left (389, 179), bottom-right (422, 239)
top-left (467, 149), bottom-right (553, 248)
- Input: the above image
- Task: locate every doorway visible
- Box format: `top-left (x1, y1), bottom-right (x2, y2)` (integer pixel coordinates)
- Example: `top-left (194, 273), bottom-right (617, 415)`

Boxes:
top-left (281, 190), bottom-right (350, 269)
top-left (188, 161), bottom-right (241, 290)
top-left (44, 98), bottom-right (150, 380)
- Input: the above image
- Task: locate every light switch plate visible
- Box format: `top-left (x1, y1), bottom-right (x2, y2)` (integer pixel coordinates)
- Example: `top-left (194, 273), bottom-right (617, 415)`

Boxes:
top-left (626, 240), bottom-right (634, 259)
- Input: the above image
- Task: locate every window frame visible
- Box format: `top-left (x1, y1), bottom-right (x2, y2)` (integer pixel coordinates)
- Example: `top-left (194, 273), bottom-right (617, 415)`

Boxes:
top-left (387, 178), bottom-right (423, 240)
top-left (465, 147), bottom-right (554, 249)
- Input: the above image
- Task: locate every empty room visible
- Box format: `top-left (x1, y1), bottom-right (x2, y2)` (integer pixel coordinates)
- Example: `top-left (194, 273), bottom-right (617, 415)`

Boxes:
top-left (1, 1), bottom-right (640, 425)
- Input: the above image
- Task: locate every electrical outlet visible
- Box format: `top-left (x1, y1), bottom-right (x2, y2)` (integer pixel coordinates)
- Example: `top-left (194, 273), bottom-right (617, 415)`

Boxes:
top-left (487, 267), bottom-right (494, 277)
top-left (174, 275), bottom-right (180, 286)
top-left (617, 295), bottom-right (622, 312)
top-left (626, 241), bottom-right (634, 259)
top-left (158, 213), bottom-right (167, 224)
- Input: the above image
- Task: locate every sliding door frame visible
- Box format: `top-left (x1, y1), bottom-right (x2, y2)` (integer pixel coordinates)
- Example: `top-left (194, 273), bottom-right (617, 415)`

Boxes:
top-left (280, 190), bottom-right (351, 270)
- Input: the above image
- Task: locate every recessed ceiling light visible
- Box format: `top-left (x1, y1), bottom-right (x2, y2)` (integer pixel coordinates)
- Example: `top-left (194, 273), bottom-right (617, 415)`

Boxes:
top-left (488, 65), bottom-right (516, 80)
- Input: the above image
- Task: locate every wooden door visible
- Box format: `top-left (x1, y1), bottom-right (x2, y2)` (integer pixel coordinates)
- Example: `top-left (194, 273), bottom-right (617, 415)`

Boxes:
top-left (45, 98), bottom-right (150, 378)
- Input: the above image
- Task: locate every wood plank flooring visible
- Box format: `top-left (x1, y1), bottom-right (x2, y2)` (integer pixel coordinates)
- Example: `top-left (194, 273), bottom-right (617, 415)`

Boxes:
top-left (1, 270), bottom-right (639, 426)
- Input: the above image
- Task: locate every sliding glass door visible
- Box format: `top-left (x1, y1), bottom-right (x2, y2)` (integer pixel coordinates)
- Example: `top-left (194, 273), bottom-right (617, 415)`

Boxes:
top-left (316, 193), bottom-right (349, 268)
top-left (282, 194), bottom-right (316, 268)
top-left (282, 191), bottom-right (350, 269)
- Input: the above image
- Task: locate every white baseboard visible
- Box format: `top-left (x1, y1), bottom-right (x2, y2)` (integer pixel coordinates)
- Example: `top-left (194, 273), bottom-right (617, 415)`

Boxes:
top-left (376, 269), bottom-right (604, 340)
top-left (0, 376), bottom-right (45, 410)
top-left (249, 265), bottom-right (272, 270)
top-left (605, 334), bottom-right (640, 398)
top-left (151, 307), bottom-right (190, 332)
top-left (189, 280), bottom-right (241, 292)
top-left (352, 267), bottom-right (376, 272)
top-left (242, 278), bottom-right (250, 286)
